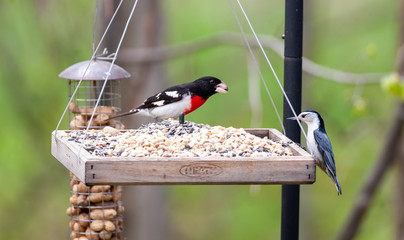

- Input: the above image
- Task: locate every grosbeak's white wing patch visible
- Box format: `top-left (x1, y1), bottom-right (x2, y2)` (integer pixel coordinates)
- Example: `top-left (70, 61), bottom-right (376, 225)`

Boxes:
top-left (152, 100), bottom-right (165, 107)
top-left (165, 91), bottom-right (180, 98)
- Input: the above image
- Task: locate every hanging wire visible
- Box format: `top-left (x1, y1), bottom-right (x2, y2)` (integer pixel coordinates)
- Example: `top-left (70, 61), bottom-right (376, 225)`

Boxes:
top-left (92, 0), bottom-right (99, 54)
top-left (78, 0), bottom-right (139, 158)
top-left (227, 0), bottom-right (285, 134)
top-left (247, 51), bottom-right (263, 128)
top-left (231, 0), bottom-right (308, 140)
top-left (55, 0), bottom-right (124, 132)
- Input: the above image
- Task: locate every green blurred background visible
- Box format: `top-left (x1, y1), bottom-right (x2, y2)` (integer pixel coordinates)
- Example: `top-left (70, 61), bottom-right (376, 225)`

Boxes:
top-left (0, 0), bottom-right (402, 239)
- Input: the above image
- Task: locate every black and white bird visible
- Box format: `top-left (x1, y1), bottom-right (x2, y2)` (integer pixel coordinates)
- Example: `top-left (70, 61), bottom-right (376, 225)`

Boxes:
top-left (109, 76), bottom-right (228, 121)
top-left (288, 110), bottom-right (342, 195)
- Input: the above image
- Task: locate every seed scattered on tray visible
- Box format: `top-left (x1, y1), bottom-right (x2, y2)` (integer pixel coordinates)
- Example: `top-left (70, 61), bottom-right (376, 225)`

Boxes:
top-left (64, 120), bottom-right (293, 158)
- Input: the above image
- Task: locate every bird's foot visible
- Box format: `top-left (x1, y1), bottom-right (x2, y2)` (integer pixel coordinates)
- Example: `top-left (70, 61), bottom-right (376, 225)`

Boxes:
top-left (179, 113), bottom-right (185, 125)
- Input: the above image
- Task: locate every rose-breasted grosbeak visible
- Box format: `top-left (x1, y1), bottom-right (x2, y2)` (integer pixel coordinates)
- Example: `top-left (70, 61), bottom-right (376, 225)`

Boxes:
top-left (109, 76), bottom-right (228, 121)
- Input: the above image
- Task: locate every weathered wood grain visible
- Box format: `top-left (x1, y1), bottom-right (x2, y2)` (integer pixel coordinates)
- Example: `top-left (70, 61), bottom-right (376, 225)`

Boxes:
top-left (51, 129), bottom-right (316, 185)
top-left (51, 131), bottom-right (91, 181)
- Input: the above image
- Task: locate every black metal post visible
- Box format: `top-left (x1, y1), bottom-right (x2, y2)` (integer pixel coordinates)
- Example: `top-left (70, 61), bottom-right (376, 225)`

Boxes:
top-left (281, 0), bottom-right (303, 240)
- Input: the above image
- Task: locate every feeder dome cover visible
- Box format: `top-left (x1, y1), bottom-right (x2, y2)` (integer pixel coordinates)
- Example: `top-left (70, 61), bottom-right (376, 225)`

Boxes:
top-left (59, 60), bottom-right (131, 80)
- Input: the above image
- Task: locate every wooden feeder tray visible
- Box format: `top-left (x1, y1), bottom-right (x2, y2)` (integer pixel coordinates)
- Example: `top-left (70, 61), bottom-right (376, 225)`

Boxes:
top-left (51, 128), bottom-right (315, 185)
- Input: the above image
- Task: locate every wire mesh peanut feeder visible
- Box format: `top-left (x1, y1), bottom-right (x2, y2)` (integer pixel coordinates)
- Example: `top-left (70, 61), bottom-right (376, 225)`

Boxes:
top-left (67, 174), bottom-right (124, 240)
top-left (59, 59), bottom-right (130, 240)
top-left (59, 60), bottom-right (130, 130)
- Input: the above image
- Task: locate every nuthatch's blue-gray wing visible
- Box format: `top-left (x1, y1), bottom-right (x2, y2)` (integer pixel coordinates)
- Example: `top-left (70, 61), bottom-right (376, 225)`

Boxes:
top-left (314, 129), bottom-right (342, 195)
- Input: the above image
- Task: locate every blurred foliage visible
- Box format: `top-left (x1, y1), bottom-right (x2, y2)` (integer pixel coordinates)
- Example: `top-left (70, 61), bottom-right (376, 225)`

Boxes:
top-left (0, 0), bottom-right (401, 239)
top-left (382, 73), bottom-right (404, 99)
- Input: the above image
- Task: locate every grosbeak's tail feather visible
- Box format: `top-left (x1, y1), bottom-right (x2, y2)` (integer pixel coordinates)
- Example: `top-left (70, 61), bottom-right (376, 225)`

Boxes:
top-left (109, 76), bottom-right (227, 121)
top-left (108, 109), bottom-right (139, 120)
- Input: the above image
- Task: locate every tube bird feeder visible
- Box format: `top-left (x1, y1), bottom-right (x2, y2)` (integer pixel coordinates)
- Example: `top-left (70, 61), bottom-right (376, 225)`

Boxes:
top-left (59, 60), bottom-right (130, 130)
top-left (59, 59), bottom-right (130, 240)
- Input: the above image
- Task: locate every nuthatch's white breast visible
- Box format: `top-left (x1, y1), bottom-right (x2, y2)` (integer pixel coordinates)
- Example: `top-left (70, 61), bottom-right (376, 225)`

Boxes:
top-left (288, 110), bottom-right (342, 195)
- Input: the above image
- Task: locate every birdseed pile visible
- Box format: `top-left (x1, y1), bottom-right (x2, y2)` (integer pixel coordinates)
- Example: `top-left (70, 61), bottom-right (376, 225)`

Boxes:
top-left (64, 120), bottom-right (293, 158)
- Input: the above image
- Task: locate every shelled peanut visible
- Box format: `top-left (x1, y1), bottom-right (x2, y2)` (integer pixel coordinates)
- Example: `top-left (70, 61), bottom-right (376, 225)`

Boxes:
top-left (67, 173), bottom-right (124, 240)
top-left (68, 102), bottom-right (124, 130)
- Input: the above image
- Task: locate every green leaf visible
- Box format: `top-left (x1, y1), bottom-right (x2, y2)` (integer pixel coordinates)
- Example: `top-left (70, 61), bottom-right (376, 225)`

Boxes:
top-left (381, 73), bottom-right (404, 100)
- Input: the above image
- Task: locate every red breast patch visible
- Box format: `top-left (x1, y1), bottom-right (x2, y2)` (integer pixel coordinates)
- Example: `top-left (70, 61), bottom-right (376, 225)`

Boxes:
top-left (184, 95), bottom-right (207, 115)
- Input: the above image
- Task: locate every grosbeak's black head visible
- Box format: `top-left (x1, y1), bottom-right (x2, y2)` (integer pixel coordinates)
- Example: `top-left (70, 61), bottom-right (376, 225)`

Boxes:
top-left (191, 76), bottom-right (228, 99)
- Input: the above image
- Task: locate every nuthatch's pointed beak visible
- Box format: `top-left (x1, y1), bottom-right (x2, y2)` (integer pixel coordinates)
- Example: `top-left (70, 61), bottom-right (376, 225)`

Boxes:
top-left (287, 116), bottom-right (298, 120)
top-left (215, 82), bottom-right (228, 93)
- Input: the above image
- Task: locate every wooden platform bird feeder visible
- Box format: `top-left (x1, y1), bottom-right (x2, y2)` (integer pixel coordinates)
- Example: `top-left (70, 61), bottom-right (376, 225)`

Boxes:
top-left (52, 126), bottom-right (315, 185)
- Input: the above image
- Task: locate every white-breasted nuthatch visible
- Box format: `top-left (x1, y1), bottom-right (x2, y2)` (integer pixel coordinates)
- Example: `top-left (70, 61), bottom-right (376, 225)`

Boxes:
top-left (288, 110), bottom-right (342, 195)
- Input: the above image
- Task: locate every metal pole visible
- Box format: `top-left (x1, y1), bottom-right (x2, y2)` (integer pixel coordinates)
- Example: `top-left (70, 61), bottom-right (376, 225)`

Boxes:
top-left (281, 0), bottom-right (303, 240)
